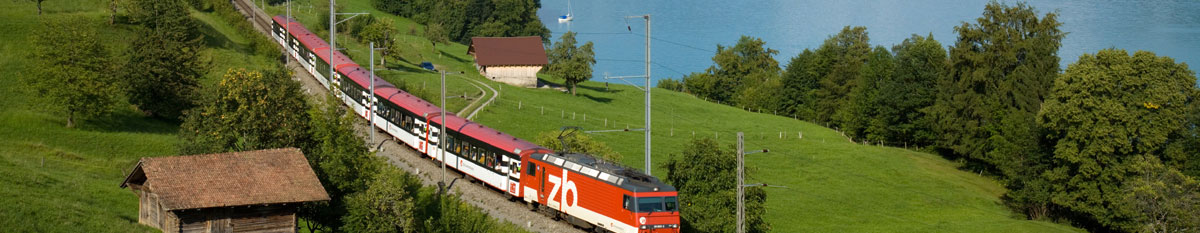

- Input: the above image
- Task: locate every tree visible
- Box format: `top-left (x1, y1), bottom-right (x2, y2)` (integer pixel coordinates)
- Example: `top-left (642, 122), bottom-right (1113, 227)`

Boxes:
top-left (109, 0), bottom-right (121, 24)
top-left (1124, 156), bottom-right (1200, 233)
top-left (685, 36), bottom-right (780, 108)
top-left (779, 49), bottom-right (820, 120)
top-left (872, 34), bottom-right (945, 146)
top-left (359, 17), bottom-right (397, 67)
top-left (662, 138), bottom-right (769, 233)
top-left (124, 0), bottom-right (208, 120)
top-left (179, 68), bottom-right (311, 154)
top-left (1039, 49), bottom-right (1197, 231)
top-left (926, 1), bottom-right (1063, 170)
top-left (425, 23), bottom-right (449, 53)
top-left (26, 0), bottom-right (45, 15)
top-left (811, 26), bottom-right (871, 126)
top-left (26, 17), bottom-right (122, 128)
top-left (535, 129), bottom-right (620, 163)
top-left (545, 31), bottom-right (596, 95)
top-left (342, 166), bottom-right (421, 233)
top-left (657, 78), bottom-right (685, 92)
top-left (299, 94), bottom-right (384, 231)
top-left (836, 46), bottom-right (892, 141)
top-left (470, 0), bottom-right (549, 42)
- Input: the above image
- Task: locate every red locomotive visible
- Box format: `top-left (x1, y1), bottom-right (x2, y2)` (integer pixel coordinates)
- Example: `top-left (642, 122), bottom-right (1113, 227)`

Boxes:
top-left (270, 15), bottom-right (679, 233)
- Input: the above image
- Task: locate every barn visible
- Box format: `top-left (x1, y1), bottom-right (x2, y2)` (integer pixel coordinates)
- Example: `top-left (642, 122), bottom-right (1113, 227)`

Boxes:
top-left (468, 36), bottom-right (548, 88)
top-left (120, 148), bottom-right (329, 233)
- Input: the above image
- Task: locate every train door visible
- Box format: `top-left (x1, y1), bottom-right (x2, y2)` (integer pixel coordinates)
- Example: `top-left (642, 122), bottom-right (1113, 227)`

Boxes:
top-left (522, 159), bottom-right (541, 203)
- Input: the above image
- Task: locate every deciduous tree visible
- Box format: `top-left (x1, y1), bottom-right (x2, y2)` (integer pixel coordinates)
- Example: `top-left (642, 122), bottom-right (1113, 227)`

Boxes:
top-left (836, 46), bottom-right (892, 141)
top-left (359, 17), bottom-right (397, 67)
top-left (779, 49), bottom-right (820, 120)
top-left (662, 138), bottom-right (768, 233)
top-left (545, 31), bottom-right (595, 95)
top-left (342, 166), bottom-right (420, 233)
top-left (298, 94), bottom-right (384, 231)
top-left (26, 17), bottom-right (121, 128)
top-left (873, 34), bottom-right (945, 146)
top-left (179, 68), bottom-right (310, 154)
top-left (684, 36), bottom-right (780, 109)
top-left (811, 26), bottom-right (870, 126)
top-left (535, 129), bottom-right (620, 163)
top-left (1124, 156), bottom-right (1200, 233)
top-left (1040, 49), bottom-right (1197, 231)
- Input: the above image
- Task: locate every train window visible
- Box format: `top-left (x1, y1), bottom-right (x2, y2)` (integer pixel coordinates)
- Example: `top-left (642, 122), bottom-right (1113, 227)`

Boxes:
top-left (637, 197), bottom-right (665, 212)
top-left (623, 195), bottom-right (632, 211)
top-left (526, 162), bottom-right (537, 176)
top-left (665, 196), bottom-right (678, 212)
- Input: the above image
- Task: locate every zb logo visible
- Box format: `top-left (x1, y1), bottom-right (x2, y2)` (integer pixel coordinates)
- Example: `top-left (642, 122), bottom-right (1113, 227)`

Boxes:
top-left (547, 168), bottom-right (578, 209)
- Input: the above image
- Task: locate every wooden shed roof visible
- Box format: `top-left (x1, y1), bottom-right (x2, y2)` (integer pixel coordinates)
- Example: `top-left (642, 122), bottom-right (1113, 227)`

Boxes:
top-left (468, 36), bottom-right (549, 66)
top-left (121, 148), bottom-right (329, 211)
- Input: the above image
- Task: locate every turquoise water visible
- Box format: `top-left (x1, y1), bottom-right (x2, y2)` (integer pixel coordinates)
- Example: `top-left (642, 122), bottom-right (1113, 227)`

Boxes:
top-left (537, 0), bottom-right (1200, 84)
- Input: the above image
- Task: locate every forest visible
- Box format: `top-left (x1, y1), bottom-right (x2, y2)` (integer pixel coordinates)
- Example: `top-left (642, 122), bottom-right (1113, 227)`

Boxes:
top-left (659, 2), bottom-right (1200, 232)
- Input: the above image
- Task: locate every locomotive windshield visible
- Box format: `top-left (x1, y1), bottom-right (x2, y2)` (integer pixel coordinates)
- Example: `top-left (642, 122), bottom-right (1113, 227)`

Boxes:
top-left (634, 196), bottom-right (679, 212)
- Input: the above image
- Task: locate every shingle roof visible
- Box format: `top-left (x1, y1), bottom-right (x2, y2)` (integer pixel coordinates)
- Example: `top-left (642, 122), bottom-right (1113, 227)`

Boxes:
top-left (469, 36), bottom-right (549, 66)
top-left (121, 148), bottom-right (329, 211)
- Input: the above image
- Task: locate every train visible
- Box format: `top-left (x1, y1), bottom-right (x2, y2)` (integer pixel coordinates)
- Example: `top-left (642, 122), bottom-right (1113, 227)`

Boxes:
top-left (269, 16), bottom-right (680, 233)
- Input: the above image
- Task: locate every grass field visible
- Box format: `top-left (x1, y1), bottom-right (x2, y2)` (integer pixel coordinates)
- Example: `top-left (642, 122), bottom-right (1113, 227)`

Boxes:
top-left (0, 1), bottom-right (273, 232)
top-left (1, 0), bottom-right (1083, 232)
top-left (265, 1), bottom-right (1085, 232)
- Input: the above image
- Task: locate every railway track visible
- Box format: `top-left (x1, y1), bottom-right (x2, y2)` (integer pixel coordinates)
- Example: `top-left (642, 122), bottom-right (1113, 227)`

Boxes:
top-left (228, 1), bottom-right (584, 232)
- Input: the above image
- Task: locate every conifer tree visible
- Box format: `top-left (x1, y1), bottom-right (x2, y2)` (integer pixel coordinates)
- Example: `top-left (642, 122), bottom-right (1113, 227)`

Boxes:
top-left (123, 0), bottom-right (208, 120)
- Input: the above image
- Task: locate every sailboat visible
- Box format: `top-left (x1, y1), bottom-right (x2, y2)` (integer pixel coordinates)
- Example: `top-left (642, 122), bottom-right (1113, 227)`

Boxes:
top-left (558, 0), bottom-right (573, 23)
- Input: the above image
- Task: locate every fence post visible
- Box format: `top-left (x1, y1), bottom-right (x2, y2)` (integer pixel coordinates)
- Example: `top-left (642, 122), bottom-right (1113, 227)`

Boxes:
top-left (572, 112), bottom-right (576, 120)
top-left (541, 106), bottom-right (544, 115)
top-left (518, 101), bottom-right (522, 109)
top-left (583, 114), bottom-right (586, 121)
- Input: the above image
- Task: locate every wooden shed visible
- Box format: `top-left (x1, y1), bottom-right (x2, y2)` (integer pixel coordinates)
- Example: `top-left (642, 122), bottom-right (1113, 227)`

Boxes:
top-left (120, 148), bottom-right (329, 233)
top-left (468, 36), bottom-right (549, 88)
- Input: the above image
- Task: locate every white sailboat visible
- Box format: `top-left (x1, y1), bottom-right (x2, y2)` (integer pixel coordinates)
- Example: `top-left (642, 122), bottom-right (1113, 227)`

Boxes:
top-left (558, 0), bottom-right (573, 23)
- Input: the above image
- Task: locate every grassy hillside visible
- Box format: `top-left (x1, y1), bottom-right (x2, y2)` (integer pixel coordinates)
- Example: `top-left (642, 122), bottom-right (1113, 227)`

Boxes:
top-left (265, 0), bottom-right (1084, 232)
top-left (0, 1), bottom-right (274, 232)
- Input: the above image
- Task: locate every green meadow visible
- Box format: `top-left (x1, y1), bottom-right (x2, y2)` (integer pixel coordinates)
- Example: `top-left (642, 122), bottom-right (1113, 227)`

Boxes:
top-left (0, 0), bottom-right (1082, 232)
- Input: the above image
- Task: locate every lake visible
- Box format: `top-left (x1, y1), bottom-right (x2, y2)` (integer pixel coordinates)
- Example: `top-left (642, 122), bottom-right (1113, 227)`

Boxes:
top-left (537, 0), bottom-right (1200, 85)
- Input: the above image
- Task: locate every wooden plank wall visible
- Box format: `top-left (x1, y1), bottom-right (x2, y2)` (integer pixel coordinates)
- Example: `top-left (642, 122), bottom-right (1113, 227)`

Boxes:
top-left (174, 205), bottom-right (296, 233)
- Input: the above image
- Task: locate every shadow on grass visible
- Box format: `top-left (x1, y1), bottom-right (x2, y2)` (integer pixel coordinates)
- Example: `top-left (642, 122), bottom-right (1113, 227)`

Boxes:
top-left (578, 82), bottom-right (624, 94)
top-left (78, 109), bottom-right (179, 135)
top-left (197, 21), bottom-right (241, 52)
top-left (578, 93), bottom-right (614, 103)
top-left (387, 62), bottom-right (436, 74)
top-left (439, 50), bottom-right (471, 63)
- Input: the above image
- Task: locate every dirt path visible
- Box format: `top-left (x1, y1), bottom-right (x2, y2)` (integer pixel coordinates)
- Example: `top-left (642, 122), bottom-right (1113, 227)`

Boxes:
top-left (464, 78), bottom-right (499, 120)
top-left (233, 2), bottom-right (584, 232)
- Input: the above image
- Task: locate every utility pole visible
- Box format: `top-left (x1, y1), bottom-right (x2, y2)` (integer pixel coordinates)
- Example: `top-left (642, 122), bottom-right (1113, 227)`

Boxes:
top-left (369, 42), bottom-right (376, 144)
top-left (328, 0), bottom-right (366, 89)
top-left (737, 132), bottom-right (744, 233)
top-left (328, 0), bottom-right (334, 88)
top-left (285, 0), bottom-right (290, 66)
top-left (642, 14), bottom-right (651, 176)
top-left (610, 14), bottom-right (652, 175)
top-left (737, 132), bottom-right (773, 233)
top-left (439, 70), bottom-right (448, 193)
